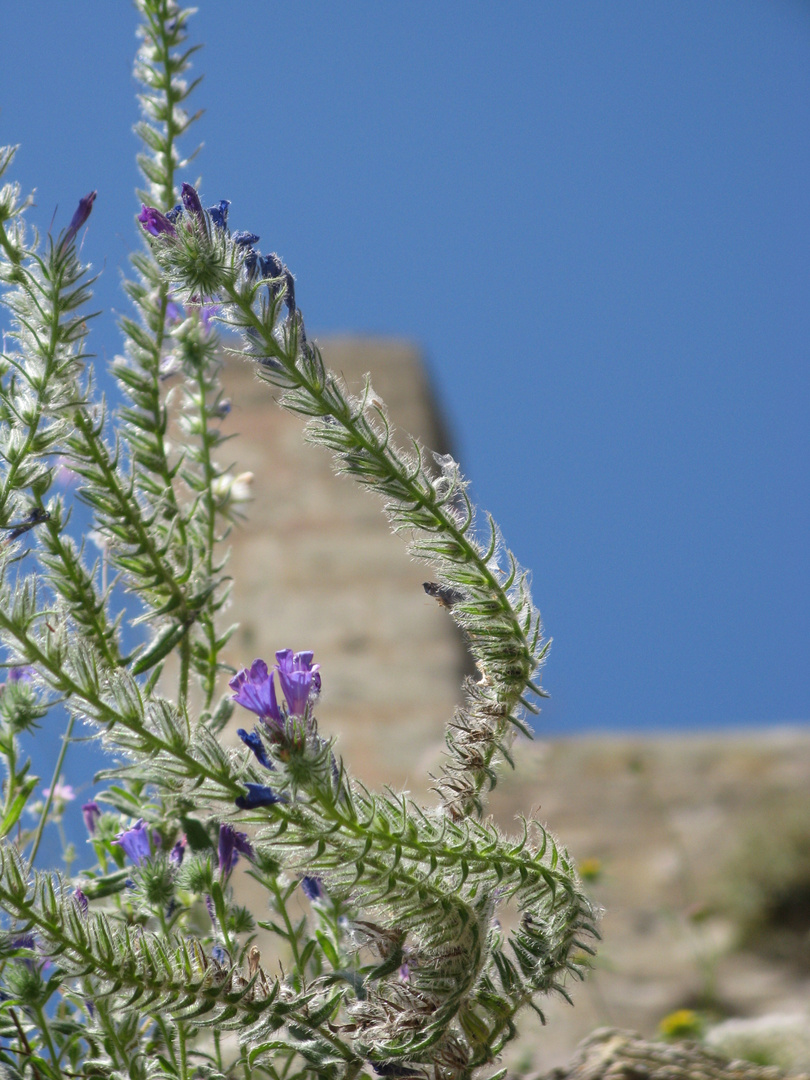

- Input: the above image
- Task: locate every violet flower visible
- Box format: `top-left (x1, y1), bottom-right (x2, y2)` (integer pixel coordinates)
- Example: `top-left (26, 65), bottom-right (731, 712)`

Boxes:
top-left (235, 783), bottom-right (285, 810)
top-left (137, 204), bottom-right (177, 237)
top-left (207, 199), bottom-right (230, 229)
top-left (259, 252), bottom-right (284, 280)
top-left (283, 269), bottom-right (296, 314)
top-left (74, 889), bottom-right (88, 917)
top-left (229, 659), bottom-right (283, 726)
top-left (276, 649), bottom-right (320, 716)
top-left (180, 181), bottom-right (204, 220)
top-left (301, 876), bottom-right (325, 902)
top-left (243, 246), bottom-right (259, 278)
top-left (113, 819), bottom-right (152, 865)
top-left (218, 823), bottom-right (253, 879)
top-left (232, 230), bottom-right (260, 246)
top-left (210, 942), bottom-right (229, 965)
top-left (3, 666), bottom-right (33, 689)
top-left (82, 801), bottom-right (101, 835)
top-left (61, 190), bottom-right (97, 249)
top-left (237, 728), bottom-right (275, 770)
top-left (169, 836), bottom-right (186, 867)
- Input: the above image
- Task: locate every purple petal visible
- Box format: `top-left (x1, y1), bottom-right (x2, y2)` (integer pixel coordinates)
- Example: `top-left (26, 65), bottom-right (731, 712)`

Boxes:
top-left (277, 668), bottom-right (312, 716)
top-left (301, 876), bottom-right (325, 902)
top-left (82, 801), bottom-right (101, 836)
top-left (218, 823), bottom-right (254, 878)
top-left (113, 819), bottom-right (152, 865)
top-left (232, 230), bottom-right (260, 246)
top-left (237, 728), bottom-right (275, 770)
top-left (229, 659), bottom-right (282, 724)
top-left (235, 783), bottom-right (285, 810)
top-left (207, 199), bottom-right (230, 229)
top-left (62, 190), bottom-right (96, 248)
top-left (180, 182), bottom-right (205, 223)
top-left (137, 204), bottom-right (177, 238)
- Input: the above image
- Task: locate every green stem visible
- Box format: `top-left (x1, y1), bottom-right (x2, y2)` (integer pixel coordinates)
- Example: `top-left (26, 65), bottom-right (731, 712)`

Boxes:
top-left (31, 1005), bottom-right (59, 1078)
top-left (268, 878), bottom-right (302, 973)
top-left (28, 713), bottom-right (76, 869)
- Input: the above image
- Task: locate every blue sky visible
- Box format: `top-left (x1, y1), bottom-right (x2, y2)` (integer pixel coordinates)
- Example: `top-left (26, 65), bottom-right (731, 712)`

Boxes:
top-left (3, 1), bottom-right (809, 736)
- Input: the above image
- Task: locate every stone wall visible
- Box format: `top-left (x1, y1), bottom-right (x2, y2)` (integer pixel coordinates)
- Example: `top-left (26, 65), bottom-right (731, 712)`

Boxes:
top-left (219, 335), bottom-right (468, 788)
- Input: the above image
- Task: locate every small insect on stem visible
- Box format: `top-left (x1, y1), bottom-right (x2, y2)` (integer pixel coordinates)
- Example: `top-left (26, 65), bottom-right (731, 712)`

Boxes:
top-left (0, 507), bottom-right (50, 543)
top-left (423, 582), bottom-right (464, 611)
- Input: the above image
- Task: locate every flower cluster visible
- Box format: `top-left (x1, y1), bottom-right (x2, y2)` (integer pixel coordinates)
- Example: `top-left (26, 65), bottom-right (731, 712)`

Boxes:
top-left (137, 182), bottom-right (296, 313)
top-left (230, 650), bottom-right (320, 729)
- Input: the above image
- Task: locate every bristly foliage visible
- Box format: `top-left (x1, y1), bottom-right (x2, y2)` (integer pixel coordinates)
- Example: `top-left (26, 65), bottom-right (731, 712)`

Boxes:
top-left (0, 3), bottom-right (596, 1080)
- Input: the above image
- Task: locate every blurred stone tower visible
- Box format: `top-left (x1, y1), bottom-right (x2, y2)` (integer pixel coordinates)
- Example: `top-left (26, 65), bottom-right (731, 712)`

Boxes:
top-left (219, 336), bottom-right (467, 791)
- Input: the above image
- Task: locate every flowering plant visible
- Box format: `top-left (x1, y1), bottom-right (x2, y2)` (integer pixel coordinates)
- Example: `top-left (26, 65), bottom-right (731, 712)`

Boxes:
top-left (0, 3), bottom-right (596, 1079)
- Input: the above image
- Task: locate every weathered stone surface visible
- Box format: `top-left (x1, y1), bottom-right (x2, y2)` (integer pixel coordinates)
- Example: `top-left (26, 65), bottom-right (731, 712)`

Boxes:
top-left (218, 336), bottom-right (467, 785)
top-left (532, 1028), bottom-right (809, 1080)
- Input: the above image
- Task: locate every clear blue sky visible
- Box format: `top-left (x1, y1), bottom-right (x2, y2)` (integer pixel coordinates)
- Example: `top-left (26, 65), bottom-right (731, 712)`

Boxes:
top-left (3, 1), bottom-right (809, 735)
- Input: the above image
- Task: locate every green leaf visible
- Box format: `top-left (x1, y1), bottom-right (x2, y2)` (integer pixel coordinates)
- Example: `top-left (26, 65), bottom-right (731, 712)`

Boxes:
top-left (315, 931), bottom-right (339, 969)
top-left (0, 774), bottom-right (39, 838)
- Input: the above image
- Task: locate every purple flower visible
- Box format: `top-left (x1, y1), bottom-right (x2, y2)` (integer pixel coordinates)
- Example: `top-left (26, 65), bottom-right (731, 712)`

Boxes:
top-left (243, 247), bottom-right (259, 278)
top-left (74, 889), bottom-right (88, 917)
top-left (230, 659), bottom-right (282, 726)
top-left (218, 823), bottom-right (253, 878)
top-left (210, 942), bottom-right (229, 965)
top-left (237, 728), bottom-right (275, 771)
top-left (4, 666), bottom-right (33, 687)
top-left (232, 230), bottom-right (260, 246)
top-left (259, 252), bottom-right (284, 281)
top-left (113, 819), bottom-right (152, 865)
top-left (301, 876), bottom-right (324, 902)
top-left (207, 199), bottom-right (230, 229)
top-left (62, 190), bottom-right (97, 249)
top-left (165, 203), bottom-right (184, 224)
top-left (276, 649), bottom-right (320, 716)
top-left (283, 270), bottom-right (296, 315)
top-left (180, 182), bottom-right (205, 225)
top-left (235, 784), bottom-right (285, 810)
top-left (137, 204), bottom-right (177, 238)
top-left (170, 836), bottom-right (187, 867)
top-left (82, 801), bottom-right (101, 836)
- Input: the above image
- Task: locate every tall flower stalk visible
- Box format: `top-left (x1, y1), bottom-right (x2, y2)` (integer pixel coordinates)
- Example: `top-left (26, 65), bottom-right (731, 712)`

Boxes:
top-left (0, 3), bottom-right (596, 1079)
